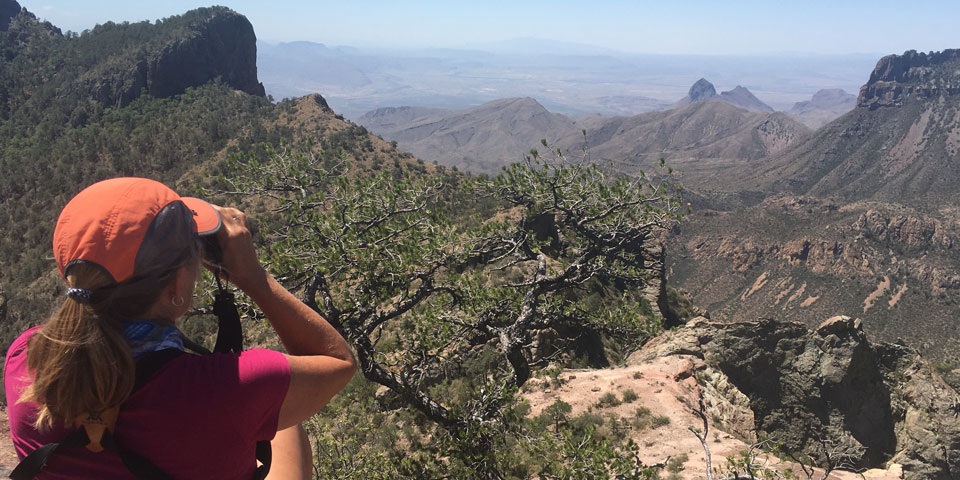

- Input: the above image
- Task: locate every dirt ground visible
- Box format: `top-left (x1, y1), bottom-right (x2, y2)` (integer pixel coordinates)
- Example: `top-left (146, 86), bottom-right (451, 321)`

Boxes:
top-left (521, 355), bottom-right (903, 480)
top-left (0, 407), bottom-right (17, 476)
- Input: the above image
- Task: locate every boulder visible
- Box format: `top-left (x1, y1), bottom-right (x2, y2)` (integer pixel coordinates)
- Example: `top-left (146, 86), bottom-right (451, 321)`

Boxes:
top-left (630, 316), bottom-right (960, 479)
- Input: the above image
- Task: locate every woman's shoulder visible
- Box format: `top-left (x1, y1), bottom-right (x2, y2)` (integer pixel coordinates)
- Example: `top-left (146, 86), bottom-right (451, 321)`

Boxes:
top-left (5, 326), bottom-right (42, 363)
top-left (139, 347), bottom-right (290, 398)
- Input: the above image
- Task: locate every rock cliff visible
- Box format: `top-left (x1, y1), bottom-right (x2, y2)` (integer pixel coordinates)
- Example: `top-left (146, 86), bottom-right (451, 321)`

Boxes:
top-left (146, 9), bottom-right (264, 99)
top-left (859, 49), bottom-right (960, 109)
top-left (76, 7), bottom-right (265, 108)
top-left (0, 0), bottom-right (19, 31)
top-left (632, 316), bottom-right (960, 479)
top-left (741, 49), bottom-right (960, 206)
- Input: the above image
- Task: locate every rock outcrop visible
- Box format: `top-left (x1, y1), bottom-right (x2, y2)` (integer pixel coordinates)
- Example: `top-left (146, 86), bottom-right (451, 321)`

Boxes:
top-left (688, 78), bottom-right (718, 102)
top-left (671, 78), bottom-right (774, 113)
top-left (632, 316), bottom-right (960, 479)
top-left (146, 9), bottom-right (264, 99)
top-left (0, 0), bottom-right (20, 31)
top-left (76, 7), bottom-right (265, 108)
top-left (859, 49), bottom-right (960, 109)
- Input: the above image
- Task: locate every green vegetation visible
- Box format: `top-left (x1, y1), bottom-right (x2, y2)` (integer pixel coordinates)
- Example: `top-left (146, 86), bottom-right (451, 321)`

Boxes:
top-left (597, 392), bottom-right (622, 408)
top-left (1, 5), bottom-right (686, 476)
top-left (651, 415), bottom-right (671, 428)
top-left (0, 6), bottom-right (283, 346)
top-left (215, 140), bottom-right (683, 476)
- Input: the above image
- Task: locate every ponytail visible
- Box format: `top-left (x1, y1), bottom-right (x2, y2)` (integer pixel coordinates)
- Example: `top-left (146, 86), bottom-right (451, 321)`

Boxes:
top-left (20, 264), bottom-right (136, 431)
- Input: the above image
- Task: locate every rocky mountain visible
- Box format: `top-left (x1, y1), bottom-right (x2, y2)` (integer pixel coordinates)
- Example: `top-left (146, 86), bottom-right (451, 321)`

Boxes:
top-left (568, 102), bottom-right (809, 190)
top-left (358, 97), bottom-right (578, 173)
top-left (361, 98), bottom-right (810, 182)
top-left (667, 195), bottom-right (960, 365)
top-left (633, 316), bottom-right (960, 479)
top-left (746, 49), bottom-right (960, 208)
top-left (788, 88), bottom-right (857, 128)
top-left (1, 2), bottom-right (264, 111)
top-left (80, 8), bottom-right (265, 107)
top-left (670, 78), bottom-right (774, 113)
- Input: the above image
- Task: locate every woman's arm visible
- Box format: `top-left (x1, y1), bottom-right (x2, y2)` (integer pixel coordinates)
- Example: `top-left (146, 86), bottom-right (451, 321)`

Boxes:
top-left (212, 206), bottom-right (357, 429)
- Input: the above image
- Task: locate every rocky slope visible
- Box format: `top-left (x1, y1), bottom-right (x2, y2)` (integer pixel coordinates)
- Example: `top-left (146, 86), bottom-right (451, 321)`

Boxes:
top-left (745, 49), bottom-right (960, 208)
top-left (358, 97), bottom-right (577, 174)
top-left (788, 88), bottom-right (857, 129)
top-left (360, 97), bottom-right (810, 184)
top-left (668, 195), bottom-right (960, 364)
top-left (572, 102), bottom-right (809, 190)
top-left (670, 78), bottom-right (775, 113)
top-left (631, 316), bottom-right (959, 479)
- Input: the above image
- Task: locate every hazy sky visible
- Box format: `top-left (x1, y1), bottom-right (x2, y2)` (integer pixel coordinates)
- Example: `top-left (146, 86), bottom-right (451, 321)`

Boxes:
top-left (16, 0), bottom-right (960, 55)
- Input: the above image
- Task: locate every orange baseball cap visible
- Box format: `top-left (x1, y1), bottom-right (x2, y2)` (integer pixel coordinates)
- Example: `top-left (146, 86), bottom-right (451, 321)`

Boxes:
top-left (53, 177), bottom-right (221, 283)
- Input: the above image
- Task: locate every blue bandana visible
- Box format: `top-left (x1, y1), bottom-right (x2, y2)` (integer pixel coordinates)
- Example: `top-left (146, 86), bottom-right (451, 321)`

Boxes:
top-left (123, 320), bottom-right (184, 359)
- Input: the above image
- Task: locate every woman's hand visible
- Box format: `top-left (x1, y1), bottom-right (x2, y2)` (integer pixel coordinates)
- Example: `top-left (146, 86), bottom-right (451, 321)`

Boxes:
top-left (206, 210), bottom-right (357, 430)
top-left (206, 206), bottom-right (269, 296)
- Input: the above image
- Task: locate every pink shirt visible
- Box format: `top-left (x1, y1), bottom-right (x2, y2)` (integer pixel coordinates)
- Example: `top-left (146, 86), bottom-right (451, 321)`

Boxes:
top-left (4, 327), bottom-right (291, 479)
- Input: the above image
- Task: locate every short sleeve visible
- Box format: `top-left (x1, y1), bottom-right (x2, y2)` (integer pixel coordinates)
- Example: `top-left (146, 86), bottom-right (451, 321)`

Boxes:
top-left (181, 348), bottom-right (291, 443)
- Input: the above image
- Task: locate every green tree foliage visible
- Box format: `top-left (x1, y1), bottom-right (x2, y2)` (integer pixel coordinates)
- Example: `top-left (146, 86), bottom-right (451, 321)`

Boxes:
top-left (219, 142), bottom-right (684, 477)
top-left (0, 8), bottom-right (280, 344)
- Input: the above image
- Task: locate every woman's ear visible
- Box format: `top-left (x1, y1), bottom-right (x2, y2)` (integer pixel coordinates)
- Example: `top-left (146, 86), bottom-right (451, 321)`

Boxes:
top-left (169, 260), bottom-right (200, 316)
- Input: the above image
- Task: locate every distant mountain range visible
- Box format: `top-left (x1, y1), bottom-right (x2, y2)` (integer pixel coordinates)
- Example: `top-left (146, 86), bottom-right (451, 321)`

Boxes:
top-left (359, 81), bottom-right (812, 179)
top-left (257, 40), bottom-right (876, 118)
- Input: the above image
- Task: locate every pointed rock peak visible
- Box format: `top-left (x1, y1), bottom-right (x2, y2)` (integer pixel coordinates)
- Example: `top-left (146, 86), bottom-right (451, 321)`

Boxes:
top-left (304, 93), bottom-right (333, 114)
top-left (811, 88), bottom-right (851, 101)
top-left (1, 0), bottom-right (22, 31)
top-left (688, 78), bottom-right (717, 101)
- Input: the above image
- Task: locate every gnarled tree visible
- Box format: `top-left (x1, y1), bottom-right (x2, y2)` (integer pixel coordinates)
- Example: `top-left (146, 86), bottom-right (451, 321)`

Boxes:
top-left (217, 141), bottom-right (683, 473)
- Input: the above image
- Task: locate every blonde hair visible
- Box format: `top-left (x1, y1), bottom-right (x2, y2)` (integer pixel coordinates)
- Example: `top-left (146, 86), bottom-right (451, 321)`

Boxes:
top-left (20, 264), bottom-right (135, 431)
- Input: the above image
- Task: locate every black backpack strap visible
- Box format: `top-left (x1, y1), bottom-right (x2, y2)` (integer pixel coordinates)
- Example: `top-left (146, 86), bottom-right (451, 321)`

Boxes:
top-left (101, 431), bottom-right (173, 480)
top-left (212, 288), bottom-right (243, 354)
top-left (134, 349), bottom-right (187, 390)
top-left (253, 440), bottom-right (272, 480)
top-left (9, 428), bottom-right (89, 480)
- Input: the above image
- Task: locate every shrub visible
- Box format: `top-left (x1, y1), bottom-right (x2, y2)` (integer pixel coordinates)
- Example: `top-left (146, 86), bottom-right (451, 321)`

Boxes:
top-left (652, 415), bottom-right (671, 428)
top-left (597, 392), bottom-right (622, 408)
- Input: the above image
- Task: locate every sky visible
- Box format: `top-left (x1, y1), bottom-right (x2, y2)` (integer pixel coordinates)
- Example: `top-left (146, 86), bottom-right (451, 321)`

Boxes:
top-left (16, 0), bottom-right (960, 56)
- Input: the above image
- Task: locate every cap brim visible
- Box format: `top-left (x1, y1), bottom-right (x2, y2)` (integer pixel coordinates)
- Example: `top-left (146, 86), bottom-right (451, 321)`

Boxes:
top-left (182, 197), bottom-right (222, 236)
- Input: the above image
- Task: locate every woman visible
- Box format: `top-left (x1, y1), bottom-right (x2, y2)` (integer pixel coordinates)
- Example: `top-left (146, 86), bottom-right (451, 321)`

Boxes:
top-left (3, 177), bottom-right (357, 479)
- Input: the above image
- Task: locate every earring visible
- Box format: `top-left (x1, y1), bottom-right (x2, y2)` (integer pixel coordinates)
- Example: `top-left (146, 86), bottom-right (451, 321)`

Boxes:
top-left (171, 296), bottom-right (185, 307)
